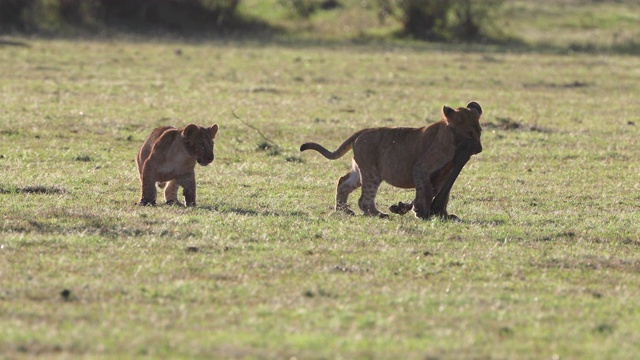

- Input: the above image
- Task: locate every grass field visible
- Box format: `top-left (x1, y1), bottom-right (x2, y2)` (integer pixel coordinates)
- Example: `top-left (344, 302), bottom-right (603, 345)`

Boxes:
top-left (2, 1), bottom-right (640, 359)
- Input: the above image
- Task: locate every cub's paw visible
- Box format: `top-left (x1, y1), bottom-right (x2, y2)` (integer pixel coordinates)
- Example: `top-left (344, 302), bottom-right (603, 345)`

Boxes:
top-left (443, 213), bottom-right (461, 222)
top-left (389, 201), bottom-right (413, 215)
top-left (414, 210), bottom-right (432, 220)
top-left (165, 200), bottom-right (185, 207)
top-left (363, 210), bottom-right (389, 218)
top-left (431, 211), bottom-right (461, 222)
top-left (138, 198), bottom-right (156, 206)
top-left (336, 204), bottom-right (356, 216)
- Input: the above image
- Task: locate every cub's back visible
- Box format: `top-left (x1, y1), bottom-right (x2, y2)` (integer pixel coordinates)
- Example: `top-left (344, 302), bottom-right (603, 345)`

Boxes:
top-left (352, 122), bottom-right (452, 188)
top-left (136, 126), bottom-right (176, 174)
top-left (352, 123), bottom-right (445, 166)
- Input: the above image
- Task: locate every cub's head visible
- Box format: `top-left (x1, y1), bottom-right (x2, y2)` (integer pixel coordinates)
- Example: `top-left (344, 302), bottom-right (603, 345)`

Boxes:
top-left (442, 101), bottom-right (483, 155)
top-left (182, 124), bottom-right (218, 166)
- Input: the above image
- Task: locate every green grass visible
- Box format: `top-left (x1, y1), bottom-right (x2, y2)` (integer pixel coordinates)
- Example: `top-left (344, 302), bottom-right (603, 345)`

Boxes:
top-left (2, 2), bottom-right (640, 359)
top-left (498, 0), bottom-right (640, 53)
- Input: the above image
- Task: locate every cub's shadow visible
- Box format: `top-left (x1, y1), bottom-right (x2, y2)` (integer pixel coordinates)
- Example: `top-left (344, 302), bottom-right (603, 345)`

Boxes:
top-left (0, 40), bottom-right (30, 48)
top-left (198, 204), bottom-right (307, 217)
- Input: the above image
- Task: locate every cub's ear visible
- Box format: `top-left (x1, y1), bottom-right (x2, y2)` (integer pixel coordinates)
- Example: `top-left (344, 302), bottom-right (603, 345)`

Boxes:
top-left (210, 124), bottom-right (219, 138)
top-left (182, 124), bottom-right (199, 138)
top-left (466, 101), bottom-right (482, 115)
top-left (442, 106), bottom-right (456, 121)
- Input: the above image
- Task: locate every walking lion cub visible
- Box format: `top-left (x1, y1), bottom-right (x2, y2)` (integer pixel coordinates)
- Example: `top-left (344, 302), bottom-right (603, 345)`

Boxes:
top-left (136, 123), bottom-right (218, 206)
top-left (300, 102), bottom-right (482, 219)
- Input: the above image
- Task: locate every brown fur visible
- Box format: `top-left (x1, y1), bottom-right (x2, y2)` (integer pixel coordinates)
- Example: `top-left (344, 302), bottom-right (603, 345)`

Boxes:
top-left (136, 123), bottom-right (218, 206)
top-left (300, 102), bottom-right (482, 219)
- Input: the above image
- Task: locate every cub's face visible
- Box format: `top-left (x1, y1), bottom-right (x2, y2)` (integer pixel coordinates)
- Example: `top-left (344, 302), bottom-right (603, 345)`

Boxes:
top-left (442, 101), bottom-right (483, 155)
top-left (182, 124), bottom-right (219, 166)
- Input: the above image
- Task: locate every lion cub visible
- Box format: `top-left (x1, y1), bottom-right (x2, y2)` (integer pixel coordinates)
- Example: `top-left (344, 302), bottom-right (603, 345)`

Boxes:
top-left (300, 102), bottom-right (482, 219)
top-left (136, 124), bottom-right (218, 206)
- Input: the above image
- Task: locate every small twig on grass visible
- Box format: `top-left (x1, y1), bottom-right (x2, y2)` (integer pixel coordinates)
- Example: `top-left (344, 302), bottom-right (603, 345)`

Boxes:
top-left (231, 110), bottom-right (303, 162)
top-left (232, 110), bottom-right (280, 149)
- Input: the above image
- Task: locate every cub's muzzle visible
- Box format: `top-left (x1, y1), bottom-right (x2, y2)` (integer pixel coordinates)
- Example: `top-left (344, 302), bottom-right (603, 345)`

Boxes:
top-left (458, 138), bottom-right (482, 156)
top-left (198, 155), bottom-right (214, 166)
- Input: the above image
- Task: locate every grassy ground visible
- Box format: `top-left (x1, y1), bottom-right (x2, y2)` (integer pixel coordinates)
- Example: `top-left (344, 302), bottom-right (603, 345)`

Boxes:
top-left (2, 2), bottom-right (640, 359)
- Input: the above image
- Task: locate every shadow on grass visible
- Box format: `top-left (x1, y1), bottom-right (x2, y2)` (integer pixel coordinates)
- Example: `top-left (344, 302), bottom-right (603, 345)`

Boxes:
top-left (0, 185), bottom-right (67, 194)
top-left (534, 255), bottom-right (640, 273)
top-left (199, 204), bottom-right (307, 217)
top-left (4, 214), bottom-right (161, 238)
top-left (3, 15), bottom-right (640, 56)
top-left (0, 39), bottom-right (30, 47)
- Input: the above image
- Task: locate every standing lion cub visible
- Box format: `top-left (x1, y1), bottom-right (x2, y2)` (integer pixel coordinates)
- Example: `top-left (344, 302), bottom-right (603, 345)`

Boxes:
top-left (136, 123), bottom-right (218, 206)
top-left (300, 102), bottom-right (482, 219)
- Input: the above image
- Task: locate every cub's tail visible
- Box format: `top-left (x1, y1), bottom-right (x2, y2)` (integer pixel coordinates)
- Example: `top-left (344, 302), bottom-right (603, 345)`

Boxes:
top-left (299, 129), bottom-right (366, 160)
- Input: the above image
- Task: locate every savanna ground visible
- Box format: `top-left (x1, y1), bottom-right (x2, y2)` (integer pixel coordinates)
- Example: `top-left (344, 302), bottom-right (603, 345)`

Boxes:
top-left (1, 0), bottom-right (640, 358)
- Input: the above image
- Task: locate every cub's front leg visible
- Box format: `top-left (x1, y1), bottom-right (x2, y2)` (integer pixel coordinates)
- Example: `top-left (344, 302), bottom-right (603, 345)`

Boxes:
top-left (431, 139), bottom-right (476, 219)
top-left (411, 167), bottom-right (434, 220)
top-left (396, 141), bottom-right (476, 219)
top-left (177, 171), bottom-right (197, 207)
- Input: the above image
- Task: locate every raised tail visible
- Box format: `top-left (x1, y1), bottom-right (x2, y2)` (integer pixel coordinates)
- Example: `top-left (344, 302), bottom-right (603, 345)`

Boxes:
top-left (299, 129), bottom-right (366, 160)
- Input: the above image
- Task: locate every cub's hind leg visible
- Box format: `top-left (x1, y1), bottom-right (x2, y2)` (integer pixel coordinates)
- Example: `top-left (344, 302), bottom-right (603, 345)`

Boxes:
top-left (335, 160), bottom-right (361, 215)
top-left (358, 173), bottom-right (387, 218)
top-left (163, 180), bottom-right (182, 206)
